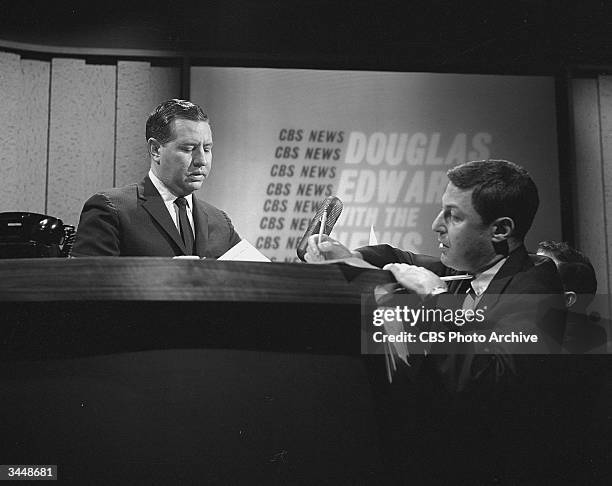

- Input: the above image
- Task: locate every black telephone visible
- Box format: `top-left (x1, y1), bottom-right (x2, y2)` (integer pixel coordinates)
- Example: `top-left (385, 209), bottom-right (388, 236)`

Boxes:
top-left (0, 212), bottom-right (76, 258)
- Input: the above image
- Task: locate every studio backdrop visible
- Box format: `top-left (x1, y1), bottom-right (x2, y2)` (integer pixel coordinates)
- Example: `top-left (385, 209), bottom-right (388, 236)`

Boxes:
top-left (191, 68), bottom-right (561, 261)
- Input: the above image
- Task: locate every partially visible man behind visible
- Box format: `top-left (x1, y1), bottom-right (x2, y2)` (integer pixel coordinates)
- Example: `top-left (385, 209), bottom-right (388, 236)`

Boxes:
top-left (536, 242), bottom-right (610, 482)
top-left (538, 240), bottom-right (606, 352)
top-left (73, 99), bottom-right (240, 257)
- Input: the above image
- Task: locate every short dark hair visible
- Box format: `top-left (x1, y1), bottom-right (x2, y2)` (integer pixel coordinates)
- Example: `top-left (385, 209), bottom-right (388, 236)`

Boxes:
top-left (447, 159), bottom-right (539, 239)
top-left (538, 240), bottom-right (597, 301)
top-left (557, 262), bottom-right (598, 302)
top-left (145, 99), bottom-right (209, 144)
top-left (537, 240), bottom-right (591, 265)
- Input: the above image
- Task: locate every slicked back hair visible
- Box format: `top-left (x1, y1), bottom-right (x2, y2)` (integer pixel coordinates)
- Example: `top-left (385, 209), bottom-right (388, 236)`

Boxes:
top-left (146, 99), bottom-right (209, 144)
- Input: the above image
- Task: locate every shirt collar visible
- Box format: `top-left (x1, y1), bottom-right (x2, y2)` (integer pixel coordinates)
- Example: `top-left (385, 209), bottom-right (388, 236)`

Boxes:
top-left (148, 169), bottom-right (193, 208)
top-left (470, 257), bottom-right (507, 296)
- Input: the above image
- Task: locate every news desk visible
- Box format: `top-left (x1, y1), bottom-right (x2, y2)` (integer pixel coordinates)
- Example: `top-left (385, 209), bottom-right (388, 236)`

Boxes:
top-left (0, 258), bottom-right (395, 484)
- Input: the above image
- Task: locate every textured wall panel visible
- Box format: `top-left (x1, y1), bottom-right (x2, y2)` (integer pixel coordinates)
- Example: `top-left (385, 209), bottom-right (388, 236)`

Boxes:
top-left (0, 54), bottom-right (50, 214)
top-left (19, 59), bottom-right (51, 213)
top-left (597, 76), bottom-right (612, 318)
top-left (115, 61), bottom-right (151, 187)
top-left (48, 58), bottom-right (115, 225)
top-left (0, 52), bottom-right (23, 213)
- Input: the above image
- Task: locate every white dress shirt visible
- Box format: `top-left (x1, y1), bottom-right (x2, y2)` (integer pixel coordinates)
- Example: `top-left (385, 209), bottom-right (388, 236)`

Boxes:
top-left (148, 169), bottom-right (195, 234)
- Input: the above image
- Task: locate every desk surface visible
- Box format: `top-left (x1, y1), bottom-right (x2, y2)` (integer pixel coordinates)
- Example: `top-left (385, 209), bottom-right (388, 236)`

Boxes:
top-left (0, 258), bottom-right (394, 303)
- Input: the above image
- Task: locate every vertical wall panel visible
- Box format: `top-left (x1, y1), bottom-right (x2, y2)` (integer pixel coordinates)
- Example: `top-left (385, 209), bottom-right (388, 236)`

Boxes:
top-left (597, 76), bottom-right (612, 319)
top-left (115, 61), bottom-right (151, 187)
top-left (571, 79), bottom-right (610, 307)
top-left (47, 58), bottom-right (116, 225)
top-left (0, 53), bottom-right (50, 215)
top-left (115, 62), bottom-right (180, 187)
top-left (150, 66), bottom-right (181, 108)
top-left (0, 52), bottom-right (24, 212)
top-left (19, 59), bottom-right (50, 213)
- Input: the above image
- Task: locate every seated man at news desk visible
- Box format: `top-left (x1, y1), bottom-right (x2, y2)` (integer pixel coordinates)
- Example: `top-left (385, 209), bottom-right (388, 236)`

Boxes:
top-left (72, 99), bottom-right (240, 257)
top-left (308, 160), bottom-right (566, 376)
top-left (307, 160), bottom-right (569, 482)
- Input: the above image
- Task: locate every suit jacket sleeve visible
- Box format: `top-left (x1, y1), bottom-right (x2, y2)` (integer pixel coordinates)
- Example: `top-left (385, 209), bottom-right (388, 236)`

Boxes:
top-left (356, 244), bottom-right (449, 275)
top-left (196, 201), bottom-right (241, 257)
top-left (222, 210), bottom-right (241, 250)
top-left (72, 193), bottom-right (121, 256)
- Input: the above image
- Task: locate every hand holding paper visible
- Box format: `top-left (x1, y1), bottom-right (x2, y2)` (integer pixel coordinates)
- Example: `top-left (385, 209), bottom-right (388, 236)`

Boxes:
top-left (383, 263), bottom-right (447, 295)
top-left (304, 234), bottom-right (355, 262)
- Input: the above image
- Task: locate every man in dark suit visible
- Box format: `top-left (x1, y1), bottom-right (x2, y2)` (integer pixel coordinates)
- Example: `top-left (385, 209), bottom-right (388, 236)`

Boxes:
top-left (308, 159), bottom-right (566, 366)
top-left (73, 99), bottom-right (240, 257)
top-left (307, 160), bottom-right (569, 482)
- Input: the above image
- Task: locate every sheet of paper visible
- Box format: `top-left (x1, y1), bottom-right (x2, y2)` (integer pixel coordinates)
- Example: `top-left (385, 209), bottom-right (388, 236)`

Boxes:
top-left (383, 319), bottom-right (410, 367)
top-left (217, 239), bottom-right (271, 262)
top-left (368, 225), bottom-right (378, 245)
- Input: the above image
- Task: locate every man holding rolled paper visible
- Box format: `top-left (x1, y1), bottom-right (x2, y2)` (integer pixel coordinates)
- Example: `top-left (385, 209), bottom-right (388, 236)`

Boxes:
top-left (306, 159), bottom-right (570, 483)
top-left (307, 159), bottom-right (566, 366)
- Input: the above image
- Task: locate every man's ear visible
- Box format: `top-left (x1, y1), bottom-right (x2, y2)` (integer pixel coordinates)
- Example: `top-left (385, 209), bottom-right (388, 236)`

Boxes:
top-left (490, 217), bottom-right (514, 242)
top-left (564, 291), bottom-right (577, 308)
top-left (148, 138), bottom-right (162, 162)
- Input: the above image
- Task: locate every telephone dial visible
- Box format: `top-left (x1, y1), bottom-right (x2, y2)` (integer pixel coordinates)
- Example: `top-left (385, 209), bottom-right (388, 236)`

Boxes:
top-left (0, 212), bottom-right (75, 258)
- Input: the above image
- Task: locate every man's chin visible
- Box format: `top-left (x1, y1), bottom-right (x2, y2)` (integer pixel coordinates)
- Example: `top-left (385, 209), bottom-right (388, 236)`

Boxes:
top-left (440, 252), bottom-right (465, 271)
top-left (440, 251), bottom-right (449, 265)
top-left (185, 181), bottom-right (204, 192)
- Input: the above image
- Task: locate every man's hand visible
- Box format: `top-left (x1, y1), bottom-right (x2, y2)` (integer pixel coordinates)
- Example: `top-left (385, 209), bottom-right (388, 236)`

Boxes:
top-left (383, 263), bottom-right (447, 296)
top-left (304, 234), bottom-right (360, 262)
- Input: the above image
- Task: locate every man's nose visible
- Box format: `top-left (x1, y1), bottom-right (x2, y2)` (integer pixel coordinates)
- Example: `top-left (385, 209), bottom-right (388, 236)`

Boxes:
top-left (431, 210), bottom-right (445, 233)
top-left (192, 147), bottom-right (207, 167)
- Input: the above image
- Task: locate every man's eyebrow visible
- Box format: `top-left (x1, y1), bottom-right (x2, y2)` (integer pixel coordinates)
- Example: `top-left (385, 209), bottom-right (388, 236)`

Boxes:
top-left (179, 139), bottom-right (213, 146)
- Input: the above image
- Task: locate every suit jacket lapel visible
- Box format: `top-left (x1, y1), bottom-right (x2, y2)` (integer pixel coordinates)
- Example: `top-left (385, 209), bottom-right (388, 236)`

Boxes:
top-left (476, 246), bottom-right (530, 311)
top-left (192, 195), bottom-right (209, 256)
top-left (138, 177), bottom-right (188, 254)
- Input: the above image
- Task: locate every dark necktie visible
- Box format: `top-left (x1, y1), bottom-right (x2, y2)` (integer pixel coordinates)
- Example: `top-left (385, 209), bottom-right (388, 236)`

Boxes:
top-left (174, 197), bottom-right (195, 255)
top-left (451, 276), bottom-right (472, 295)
